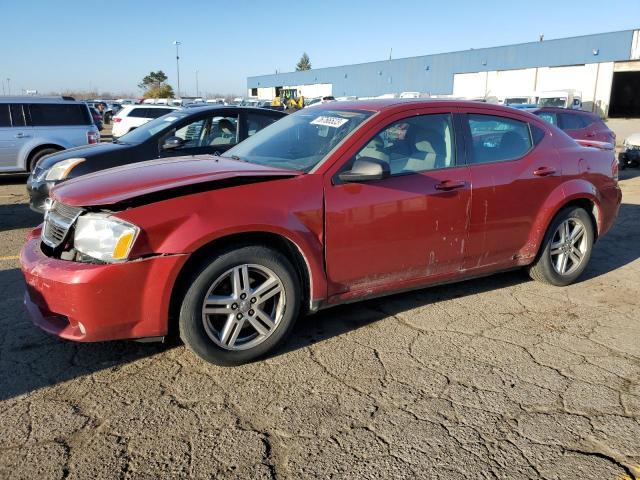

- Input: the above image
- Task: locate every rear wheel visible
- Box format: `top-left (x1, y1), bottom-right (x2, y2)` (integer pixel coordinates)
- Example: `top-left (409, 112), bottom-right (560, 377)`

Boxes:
top-left (28, 147), bottom-right (60, 172)
top-left (179, 245), bottom-right (301, 365)
top-left (528, 207), bottom-right (594, 286)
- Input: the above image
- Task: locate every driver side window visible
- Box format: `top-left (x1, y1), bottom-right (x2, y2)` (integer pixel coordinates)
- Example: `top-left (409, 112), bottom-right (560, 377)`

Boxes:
top-left (355, 113), bottom-right (455, 175)
top-left (170, 115), bottom-right (239, 149)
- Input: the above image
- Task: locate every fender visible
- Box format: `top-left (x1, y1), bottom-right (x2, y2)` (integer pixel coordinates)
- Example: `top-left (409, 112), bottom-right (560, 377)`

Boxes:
top-left (115, 174), bottom-right (328, 303)
top-left (520, 178), bottom-right (601, 260)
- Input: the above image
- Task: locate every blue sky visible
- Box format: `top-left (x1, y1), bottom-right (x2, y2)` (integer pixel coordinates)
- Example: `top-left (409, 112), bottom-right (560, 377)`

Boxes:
top-left (1, 0), bottom-right (638, 96)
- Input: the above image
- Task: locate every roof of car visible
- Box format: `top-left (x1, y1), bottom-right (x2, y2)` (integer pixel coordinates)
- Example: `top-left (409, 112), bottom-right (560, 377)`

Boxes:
top-left (533, 107), bottom-right (595, 115)
top-left (311, 98), bottom-right (529, 113)
top-left (0, 96), bottom-right (82, 104)
top-left (126, 104), bottom-right (180, 109)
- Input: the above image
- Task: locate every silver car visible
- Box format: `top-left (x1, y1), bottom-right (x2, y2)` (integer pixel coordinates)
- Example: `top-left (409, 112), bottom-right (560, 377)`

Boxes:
top-left (0, 97), bottom-right (100, 173)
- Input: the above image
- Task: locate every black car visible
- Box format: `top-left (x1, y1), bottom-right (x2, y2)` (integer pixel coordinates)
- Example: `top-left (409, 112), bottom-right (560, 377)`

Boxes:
top-left (27, 106), bottom-right (286, 212)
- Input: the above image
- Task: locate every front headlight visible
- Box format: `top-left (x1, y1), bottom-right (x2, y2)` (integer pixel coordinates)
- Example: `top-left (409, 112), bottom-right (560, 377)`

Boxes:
top-left (73, 213), bottom-right (140, 263)
top-left (45, 158), bottom-right (85, 181)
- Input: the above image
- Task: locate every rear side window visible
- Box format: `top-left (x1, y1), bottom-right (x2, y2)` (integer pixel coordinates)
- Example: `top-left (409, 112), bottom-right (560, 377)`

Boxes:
top-left (559, 113), bottom-right (588, 130)
top-left (28, 104), bottom-right (91, 126)
top-left (127, 108), bottom-right (149, 118)
top-left (10, 104), bottom-right (26, 127)
top-left (151, 108), bottom-right (175, 118)
top-left (0, 105), bottom-right (10, 127)
top-left (466, 114), bottom-right (532, 164)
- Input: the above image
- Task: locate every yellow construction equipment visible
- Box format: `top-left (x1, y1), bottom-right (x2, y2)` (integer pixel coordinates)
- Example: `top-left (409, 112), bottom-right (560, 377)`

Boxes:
top-left (272, 88), bottom-right (304, 110)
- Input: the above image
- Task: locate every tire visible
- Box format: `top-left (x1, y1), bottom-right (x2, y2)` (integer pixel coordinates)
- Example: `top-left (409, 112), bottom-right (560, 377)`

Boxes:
top-left (179, 245), bottom-right (301, 366)
top-left (28, 147), bottom-right (60, 172)
top-left (528, 207), bottom-right (594, 286)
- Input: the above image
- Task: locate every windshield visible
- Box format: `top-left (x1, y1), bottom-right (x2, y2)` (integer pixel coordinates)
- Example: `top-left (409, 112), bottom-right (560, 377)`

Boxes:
top-left (117, 112), bottom-right (188, 143)
top-left (505, 97), bottom-right (529, 105)
top-left (539, 97), bottom-right (567, 108)
top-left (222, 108), bottom-right (373, 172)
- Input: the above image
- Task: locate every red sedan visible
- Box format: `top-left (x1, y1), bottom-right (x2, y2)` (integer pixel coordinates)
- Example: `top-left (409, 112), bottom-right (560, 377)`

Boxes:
top-left (20, 100), bottom-right (621, 365)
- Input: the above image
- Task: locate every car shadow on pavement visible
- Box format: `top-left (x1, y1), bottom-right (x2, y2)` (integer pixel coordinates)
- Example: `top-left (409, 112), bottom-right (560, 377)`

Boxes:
top-left (0, 267), bottom-right (172, 402)
top-left (0, 200), bottom-right (42, 233)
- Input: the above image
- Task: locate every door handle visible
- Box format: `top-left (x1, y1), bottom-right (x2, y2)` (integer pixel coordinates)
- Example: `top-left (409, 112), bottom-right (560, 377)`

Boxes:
top-left (14, 133), bottom-right (30, 139)
top-left (533, 167), bottom-right (557, 177)
top-left (435, 180), bottom-right (466, 191)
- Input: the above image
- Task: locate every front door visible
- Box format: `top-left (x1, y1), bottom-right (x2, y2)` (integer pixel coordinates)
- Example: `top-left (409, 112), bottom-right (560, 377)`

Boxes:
top-left (324, 110), bottom-right (471, 298)
top-left (160, 114), bottom-right (239, 157)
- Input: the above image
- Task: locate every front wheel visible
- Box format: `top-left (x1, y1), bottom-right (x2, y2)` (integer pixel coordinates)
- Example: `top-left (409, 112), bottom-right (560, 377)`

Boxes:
top-left (528, 207), bottom-right (594, 286)
top-left (179, 245), bottom-right (301, 365)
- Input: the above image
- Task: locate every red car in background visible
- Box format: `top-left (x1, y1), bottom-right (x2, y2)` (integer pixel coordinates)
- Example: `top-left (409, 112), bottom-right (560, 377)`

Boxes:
top-left (20, 100), bottom-right (621, 365)
top-left (532, 107), bottom-right (615, 144)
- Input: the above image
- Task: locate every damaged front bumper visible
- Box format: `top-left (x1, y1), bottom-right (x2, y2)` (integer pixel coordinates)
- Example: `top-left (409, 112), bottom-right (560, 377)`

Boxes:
top-left (20, 232), bottom-right (188, 342)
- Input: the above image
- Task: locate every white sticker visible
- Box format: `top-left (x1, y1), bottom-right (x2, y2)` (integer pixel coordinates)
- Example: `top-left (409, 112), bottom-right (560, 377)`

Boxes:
top-left (310, 116), bottom-right (348, 128)
top-left (163, 116), bottom-right (178, 122)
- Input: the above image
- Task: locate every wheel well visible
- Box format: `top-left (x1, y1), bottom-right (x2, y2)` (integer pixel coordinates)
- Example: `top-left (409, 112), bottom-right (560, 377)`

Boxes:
top-left (26, 144), bottom-right (64, 171)
top-left (559, 198), bottom-right (599, 241)
top-left (167, 232), bottom-right (312, 336)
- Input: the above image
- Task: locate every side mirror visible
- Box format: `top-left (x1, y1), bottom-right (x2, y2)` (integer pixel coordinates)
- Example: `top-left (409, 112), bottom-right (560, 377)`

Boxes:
top-left (162, 136), bottom-right (185, 150)
top-left (338, 157), bottom-right (390, 183)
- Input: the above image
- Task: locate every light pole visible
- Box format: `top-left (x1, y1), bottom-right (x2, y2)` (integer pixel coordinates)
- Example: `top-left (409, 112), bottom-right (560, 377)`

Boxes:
top-left (173, 41), bottom-right (181, 98)
top-left (195, 70), bottom-right (199, 98)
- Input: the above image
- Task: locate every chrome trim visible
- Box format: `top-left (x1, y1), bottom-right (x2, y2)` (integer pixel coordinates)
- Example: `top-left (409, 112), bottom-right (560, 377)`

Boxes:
top-left (41, 201), bottom-right (83, 248)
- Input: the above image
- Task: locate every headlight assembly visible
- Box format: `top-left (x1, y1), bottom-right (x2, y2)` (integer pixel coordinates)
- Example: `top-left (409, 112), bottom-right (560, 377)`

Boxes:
top-left (73, 213), bottom-right (140, 263)
top-left (45, 158), bottom-right (85, 181)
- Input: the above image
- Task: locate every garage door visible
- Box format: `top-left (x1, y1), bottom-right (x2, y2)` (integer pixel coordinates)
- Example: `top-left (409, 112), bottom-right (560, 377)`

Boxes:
top-left (609, 62), bottom-right (640, 118)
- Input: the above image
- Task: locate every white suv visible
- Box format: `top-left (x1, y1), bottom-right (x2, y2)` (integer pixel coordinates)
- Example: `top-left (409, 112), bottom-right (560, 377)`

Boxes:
top-left (112, 105), bottom-right (180, 138)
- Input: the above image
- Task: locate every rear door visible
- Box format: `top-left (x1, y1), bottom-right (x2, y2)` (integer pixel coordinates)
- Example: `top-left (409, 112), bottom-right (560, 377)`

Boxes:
top-left (324, 107), bottom-right (471, 298)
top-left (0, 104), bottom-right (14, 169)
top-left (1, 104), bottom-right (31, 170)
top-left (461, 109), bottom-right (562, 270)
top-left (27, 103), bottom-right (92, 147)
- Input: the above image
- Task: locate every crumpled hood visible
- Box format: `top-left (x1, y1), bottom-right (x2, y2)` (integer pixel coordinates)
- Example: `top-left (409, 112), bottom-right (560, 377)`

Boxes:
top-left (50, 155), bottom-right (301, 207)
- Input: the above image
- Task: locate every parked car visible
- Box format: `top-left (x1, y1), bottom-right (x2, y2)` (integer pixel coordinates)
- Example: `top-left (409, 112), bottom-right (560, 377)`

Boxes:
top-left (0, 97), bottom-right (99, 173)
top-left (20, 100), bottom-right (620, 365)
top-left (619, 133), bottom-right (640, 169)
top-left (538, 90), bottom-right (582, 109)
top-left (27, 106), bottom-right (286, 211)
top-left (532, 107), bottom-right (615, 144)
top-left (88, 107), bottom-right (104, 131)
top-left (111, 105), bottom-right (180, 138)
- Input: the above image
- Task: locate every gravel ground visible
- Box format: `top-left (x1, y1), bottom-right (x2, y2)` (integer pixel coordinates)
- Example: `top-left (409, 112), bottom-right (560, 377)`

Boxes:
top-left (0, 167), bottom-right (639, 479)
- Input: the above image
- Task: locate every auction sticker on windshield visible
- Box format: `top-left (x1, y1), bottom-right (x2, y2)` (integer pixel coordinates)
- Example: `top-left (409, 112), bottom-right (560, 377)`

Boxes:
top-left (310, 116), bottom-right (349, 128)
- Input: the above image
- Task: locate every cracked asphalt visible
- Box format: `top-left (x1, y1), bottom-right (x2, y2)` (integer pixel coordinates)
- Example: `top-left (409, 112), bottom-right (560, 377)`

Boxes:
top-left (0, 169), bottom-right (639, 480)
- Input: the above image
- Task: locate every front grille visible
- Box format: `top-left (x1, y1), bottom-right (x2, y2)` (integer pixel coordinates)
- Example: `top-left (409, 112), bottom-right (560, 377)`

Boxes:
top-left (42, 201), bottom-right (83, 248)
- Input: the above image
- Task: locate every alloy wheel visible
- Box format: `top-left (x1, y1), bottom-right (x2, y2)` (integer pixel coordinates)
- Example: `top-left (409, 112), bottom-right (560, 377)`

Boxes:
top-left (201, 264), bottom-right (285, 350)
top-left (549, 218), bottom-right (588, 276)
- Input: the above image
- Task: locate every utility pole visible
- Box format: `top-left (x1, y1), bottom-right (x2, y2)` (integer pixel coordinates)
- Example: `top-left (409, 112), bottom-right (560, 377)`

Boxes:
top-left (389, 48), bottom-right (392, 61)
top-left (1, 79), bottom-right (4, 95)
top-left (195, 70), bottom-right (199, 98)
top-left (6, 78), bottom-right (10, 95)
top-left (173, 41), bottom-right (181, 98)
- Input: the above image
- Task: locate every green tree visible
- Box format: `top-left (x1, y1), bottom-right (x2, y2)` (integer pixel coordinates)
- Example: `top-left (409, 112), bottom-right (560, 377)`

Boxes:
top-left (296, 53), bottom-right (311, 71)
top-left (143, 84), bottom-right (175, 99)
top-left (138, 71), bottom-right (174, 98)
